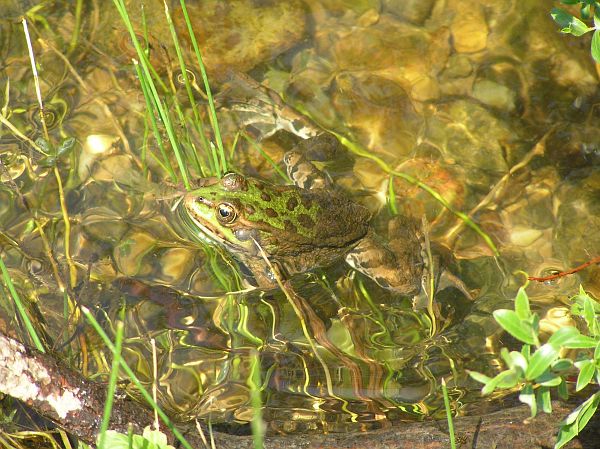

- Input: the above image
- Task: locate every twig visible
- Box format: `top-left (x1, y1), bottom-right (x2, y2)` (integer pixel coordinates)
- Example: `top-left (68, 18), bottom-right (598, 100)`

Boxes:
top-left (528, 255), bottom-right (600, 282)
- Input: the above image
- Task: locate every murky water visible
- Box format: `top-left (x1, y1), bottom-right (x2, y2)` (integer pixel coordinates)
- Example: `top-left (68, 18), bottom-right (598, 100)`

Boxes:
top-left (1, 0), bottom-right (599, 436)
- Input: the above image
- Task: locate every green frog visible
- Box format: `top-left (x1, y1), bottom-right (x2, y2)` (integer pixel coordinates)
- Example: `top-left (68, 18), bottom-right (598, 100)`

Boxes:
top-left (179, 136), bottom-right (426, 296)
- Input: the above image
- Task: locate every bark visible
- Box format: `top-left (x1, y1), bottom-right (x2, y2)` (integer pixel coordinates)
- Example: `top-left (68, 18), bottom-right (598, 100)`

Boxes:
top-left (0, 329), bottom-right (597, 449)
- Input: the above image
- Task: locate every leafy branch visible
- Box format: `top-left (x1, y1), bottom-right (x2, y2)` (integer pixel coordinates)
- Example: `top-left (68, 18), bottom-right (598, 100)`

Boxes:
top-left (470, 286), bottom-right (600, 449)
top-left (551, 0), bottom-right (600, 61)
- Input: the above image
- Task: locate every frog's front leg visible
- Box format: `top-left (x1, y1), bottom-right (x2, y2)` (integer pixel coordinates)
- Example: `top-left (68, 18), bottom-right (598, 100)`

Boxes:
top-left (240, 253), bottom-right (284, 290)
top-left (283, 151), bottom-right (330, 190)
top-left (345, 228), bottom-right (424, 296)
top-left (283, 135), bottom-right (346, 190)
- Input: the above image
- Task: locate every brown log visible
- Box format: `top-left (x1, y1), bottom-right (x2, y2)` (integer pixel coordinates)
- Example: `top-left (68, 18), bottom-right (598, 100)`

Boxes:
top-left (0, 330), bottom-right (597, 448)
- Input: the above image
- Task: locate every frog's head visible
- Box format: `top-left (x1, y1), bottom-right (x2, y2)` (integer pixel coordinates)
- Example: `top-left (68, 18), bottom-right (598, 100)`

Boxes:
top-left (180, 173), bottom-right (259, 254)
top-left (180, 172), bottom-right (320, 257)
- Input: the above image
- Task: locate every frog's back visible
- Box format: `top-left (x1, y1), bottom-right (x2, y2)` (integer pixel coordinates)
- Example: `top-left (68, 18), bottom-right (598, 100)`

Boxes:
top-left (260, 185), bottom-right (371, 257)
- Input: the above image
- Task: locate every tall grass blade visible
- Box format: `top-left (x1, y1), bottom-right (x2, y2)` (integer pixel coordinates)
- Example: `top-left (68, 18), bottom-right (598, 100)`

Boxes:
top-left (178, 0), bottom-right (227, 175)
top-left (0, 257), bottom-right (45, 353)
top-left (81, 306), bottom-right (194, 449)
top-left (248, 349), bottom-right (265, 449)
top-left (112, 0), bottom-right (191, 189)
top-left (441, 378), bottom-right (457, 449)
top-left (97, 315), bottom-right (125, 449)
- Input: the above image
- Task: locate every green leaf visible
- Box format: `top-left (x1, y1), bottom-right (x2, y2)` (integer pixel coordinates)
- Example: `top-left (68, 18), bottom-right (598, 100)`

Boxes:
top-left (583, 296), bottom-right (597, 335)
top-left (519, 384), bottom-right (537, 417)
top-left (493, 309), bottom-right (538, 345)
top-left (532, 313), bottom-right (540, 335)
top-left (142, 428), bottom-right (174, 448)
top-left (509, 350), bottom-right (528, 373)
top-left (551, 7), bottom-right (594, 35)
top-left (547, 326), bottom-right (581, 347)
top-left (592, 30), bottom-right (600, 62)
top-left (515, 287), bottom-right (531, 320)
top-left (562, 334), bottom-right (598, 349)
top-left (552, 358), bottom-right (574, 372)
top-left (555, 392), bottom-right (600, 449)
top-left (468, 370), bottom-right (492, 385)
top-left (536, 386), bottom-right (552, 414)
top-left (100, 428), bottom-right (175, 449)
top-left (582, 3), bottom-right (591, 19)
top-left (500, 347), bottom-right (512, 367)
top-left (496, 369), bottom-right (520, 389)
top-left (526, 344), bottom-right (559, 380)
top-left (536, 371), bottom-right (562, 387)
top-left (594, 340), bottom-right (600, 361)
top-left (557, 379), bottom-right (569, 400)
top-left (551, 6), bottom-right (575, 26)
top-left (555, 420), bottom-right (579, 449)
top-left (481, 369), bottom-right (520, 395)
top-left (56, 137), bottom-right (76, 157)
top-left (576, 360), bottom-right (596, 391)
top-left (35, 137), bottom-right (52, 154)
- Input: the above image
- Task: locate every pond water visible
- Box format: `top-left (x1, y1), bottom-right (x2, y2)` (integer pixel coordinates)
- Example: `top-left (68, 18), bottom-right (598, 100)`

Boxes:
top-left (1, 0), bottom-right (599, 437)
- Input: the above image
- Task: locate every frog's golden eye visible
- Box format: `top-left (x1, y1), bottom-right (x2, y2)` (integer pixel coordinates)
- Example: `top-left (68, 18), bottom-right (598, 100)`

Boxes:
top-left (216, 203), bottom-right (237, 224)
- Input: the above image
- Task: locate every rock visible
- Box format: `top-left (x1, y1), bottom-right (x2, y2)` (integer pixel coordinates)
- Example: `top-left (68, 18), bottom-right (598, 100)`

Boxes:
top-left (383, 0), bottom-right (437, 25)
top-left (472, 79), bottom-right (516, 112)
top-left (450, 4), bottom-right (488, 53)
top-left (174, 0), bottom-right (307, 78)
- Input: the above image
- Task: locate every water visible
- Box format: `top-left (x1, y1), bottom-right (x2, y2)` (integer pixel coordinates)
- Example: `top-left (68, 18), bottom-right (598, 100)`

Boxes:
top-left (0, 0), bottom-right (599, 436)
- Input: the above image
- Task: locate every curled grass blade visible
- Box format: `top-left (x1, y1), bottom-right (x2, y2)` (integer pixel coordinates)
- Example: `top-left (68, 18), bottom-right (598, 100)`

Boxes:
top-left (329, 130), bottom-right (499, 255)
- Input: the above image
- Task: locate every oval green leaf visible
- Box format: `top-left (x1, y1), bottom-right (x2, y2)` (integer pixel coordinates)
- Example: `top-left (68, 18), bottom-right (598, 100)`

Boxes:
top-left (552, 358), bottom-right (574, 372)
top-left (526, 344), bottom-right (559, 380)
top-left (576, 360), bottom-right (595, 391)
top-left (563, 334), bottom-right (598, 349)
top-left (519, 384), bottom-right (537, 418)
top-left (592, 30), bottom-right (600, 64)
top-left (538, 386), bottom-right (552, 413)
top-left (547, 326), bottom-right (580, 347)
top-left (468, 370), bottom-right (492, 385)
top-left (536, 371), bottom-right (562, 387)
top-left (493, 309), bottom-right (537, 345)
top-left (515, 287), bottom-right (531, 320)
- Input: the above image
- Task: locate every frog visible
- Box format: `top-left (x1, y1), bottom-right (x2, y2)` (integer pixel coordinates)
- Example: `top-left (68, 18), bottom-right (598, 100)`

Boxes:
top-left (179, 135), bottom-right (426, 296)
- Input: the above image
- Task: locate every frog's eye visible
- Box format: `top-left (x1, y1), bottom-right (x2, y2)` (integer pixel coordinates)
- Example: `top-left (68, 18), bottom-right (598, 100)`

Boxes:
top-left (216, 203), bottom-right (237, 224)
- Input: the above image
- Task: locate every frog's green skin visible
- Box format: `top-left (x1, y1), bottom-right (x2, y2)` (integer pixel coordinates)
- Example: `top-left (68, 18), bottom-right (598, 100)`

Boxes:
top-left (181, 142), bottom-right (425, 295)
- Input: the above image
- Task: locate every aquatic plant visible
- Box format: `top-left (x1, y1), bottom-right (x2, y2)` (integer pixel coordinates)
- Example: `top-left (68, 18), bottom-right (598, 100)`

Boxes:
top-left (551, 0), bottom-right (600, 61)
top-left (470, 286), bottom-right (600, 449)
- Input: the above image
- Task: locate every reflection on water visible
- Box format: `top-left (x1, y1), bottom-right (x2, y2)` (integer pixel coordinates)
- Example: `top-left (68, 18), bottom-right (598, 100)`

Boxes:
top-left (0, 0), bottom-right (599, 435)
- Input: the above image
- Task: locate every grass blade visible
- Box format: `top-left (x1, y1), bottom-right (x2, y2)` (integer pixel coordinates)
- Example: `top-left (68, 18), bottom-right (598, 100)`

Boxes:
top-left (178, 0), bottom-right (227, 175)
top-left (0, 257), bottom-right (45, 353)
top-left (441, 378), bottom-right (456, 449)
